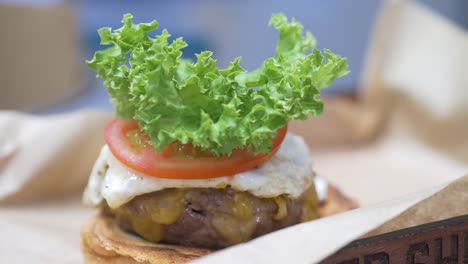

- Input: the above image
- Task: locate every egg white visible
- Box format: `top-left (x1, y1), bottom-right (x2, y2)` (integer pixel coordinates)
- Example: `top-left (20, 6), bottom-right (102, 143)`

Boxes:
top-left (83, 133), bottom-right (319, 209)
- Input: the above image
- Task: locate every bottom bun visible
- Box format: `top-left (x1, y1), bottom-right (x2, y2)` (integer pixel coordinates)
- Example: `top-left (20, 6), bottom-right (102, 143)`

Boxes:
top-left (81, 185), bottom-right (357, 264)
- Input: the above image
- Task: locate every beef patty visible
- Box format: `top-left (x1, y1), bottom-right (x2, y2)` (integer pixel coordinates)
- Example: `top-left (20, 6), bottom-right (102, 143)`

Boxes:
top-left (105, 185), bottom-right (318, 249)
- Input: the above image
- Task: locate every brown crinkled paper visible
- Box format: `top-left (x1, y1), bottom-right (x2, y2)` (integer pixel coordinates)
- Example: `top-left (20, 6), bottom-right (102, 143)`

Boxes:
top-left (0, 0), bottom-right (467, 263)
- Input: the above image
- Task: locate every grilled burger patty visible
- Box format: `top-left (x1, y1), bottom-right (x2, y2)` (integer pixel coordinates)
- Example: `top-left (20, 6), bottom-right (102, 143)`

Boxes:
top-left (104, 185), bottom-right (319, 249)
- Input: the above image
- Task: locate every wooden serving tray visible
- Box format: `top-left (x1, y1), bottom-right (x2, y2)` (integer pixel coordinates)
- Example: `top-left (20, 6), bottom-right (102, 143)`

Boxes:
top-left (321, 214), bottom-right (468, 264)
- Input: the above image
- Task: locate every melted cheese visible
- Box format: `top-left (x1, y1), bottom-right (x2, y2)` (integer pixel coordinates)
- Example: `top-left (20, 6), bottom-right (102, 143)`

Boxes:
top-left (83, 133), bottom-right (319, 209)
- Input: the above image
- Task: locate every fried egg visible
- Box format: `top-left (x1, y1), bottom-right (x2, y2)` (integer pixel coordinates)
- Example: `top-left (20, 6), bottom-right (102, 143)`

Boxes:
top-left (83, 133), bottom-right (321, 209)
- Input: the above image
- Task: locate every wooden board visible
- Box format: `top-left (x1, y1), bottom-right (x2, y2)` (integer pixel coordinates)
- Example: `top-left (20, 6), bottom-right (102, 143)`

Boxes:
top-left (321, 214), bottom-right (468, 264)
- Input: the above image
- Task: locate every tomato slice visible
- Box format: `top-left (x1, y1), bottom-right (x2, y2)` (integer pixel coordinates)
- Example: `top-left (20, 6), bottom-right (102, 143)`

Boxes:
top-left (104, 119), bottom-right (287, 179)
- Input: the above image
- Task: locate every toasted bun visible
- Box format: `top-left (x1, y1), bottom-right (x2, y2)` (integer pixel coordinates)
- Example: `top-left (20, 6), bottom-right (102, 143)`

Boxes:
top-left (81, 184), bottom-right (356, 264)
top-left (318, 184), bottom-right (358, 217)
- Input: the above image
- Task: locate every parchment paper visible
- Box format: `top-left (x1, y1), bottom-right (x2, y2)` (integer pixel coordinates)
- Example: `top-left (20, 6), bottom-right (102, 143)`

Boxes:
top-left (0, 0), bottom-right (467, 263)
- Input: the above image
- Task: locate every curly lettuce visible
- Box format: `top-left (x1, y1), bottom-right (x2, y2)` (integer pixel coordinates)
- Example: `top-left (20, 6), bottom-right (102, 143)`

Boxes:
top-left (86, 13), bottom-right (348, 155)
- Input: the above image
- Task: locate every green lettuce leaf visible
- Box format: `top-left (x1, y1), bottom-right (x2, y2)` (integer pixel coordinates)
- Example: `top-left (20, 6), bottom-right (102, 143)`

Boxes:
top-left (86, 13), bottom-right (349, 155)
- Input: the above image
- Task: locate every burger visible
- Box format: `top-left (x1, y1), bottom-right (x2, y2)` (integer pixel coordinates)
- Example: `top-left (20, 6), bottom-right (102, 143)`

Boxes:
top-left (81, 13), bottom-right (355, 263)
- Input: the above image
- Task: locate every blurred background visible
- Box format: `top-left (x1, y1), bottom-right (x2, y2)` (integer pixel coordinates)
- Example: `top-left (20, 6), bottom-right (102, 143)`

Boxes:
top-left (0, 0), bottom-right (466, 114)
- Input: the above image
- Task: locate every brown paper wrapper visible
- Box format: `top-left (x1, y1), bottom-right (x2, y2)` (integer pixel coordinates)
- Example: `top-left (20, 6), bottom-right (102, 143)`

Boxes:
top-left (0, 0), bottom-right (467, 263)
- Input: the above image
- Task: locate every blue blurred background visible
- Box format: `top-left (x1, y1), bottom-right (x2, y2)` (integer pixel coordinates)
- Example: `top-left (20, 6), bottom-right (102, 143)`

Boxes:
top-left (1, 0), bottom-right (466, 114)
